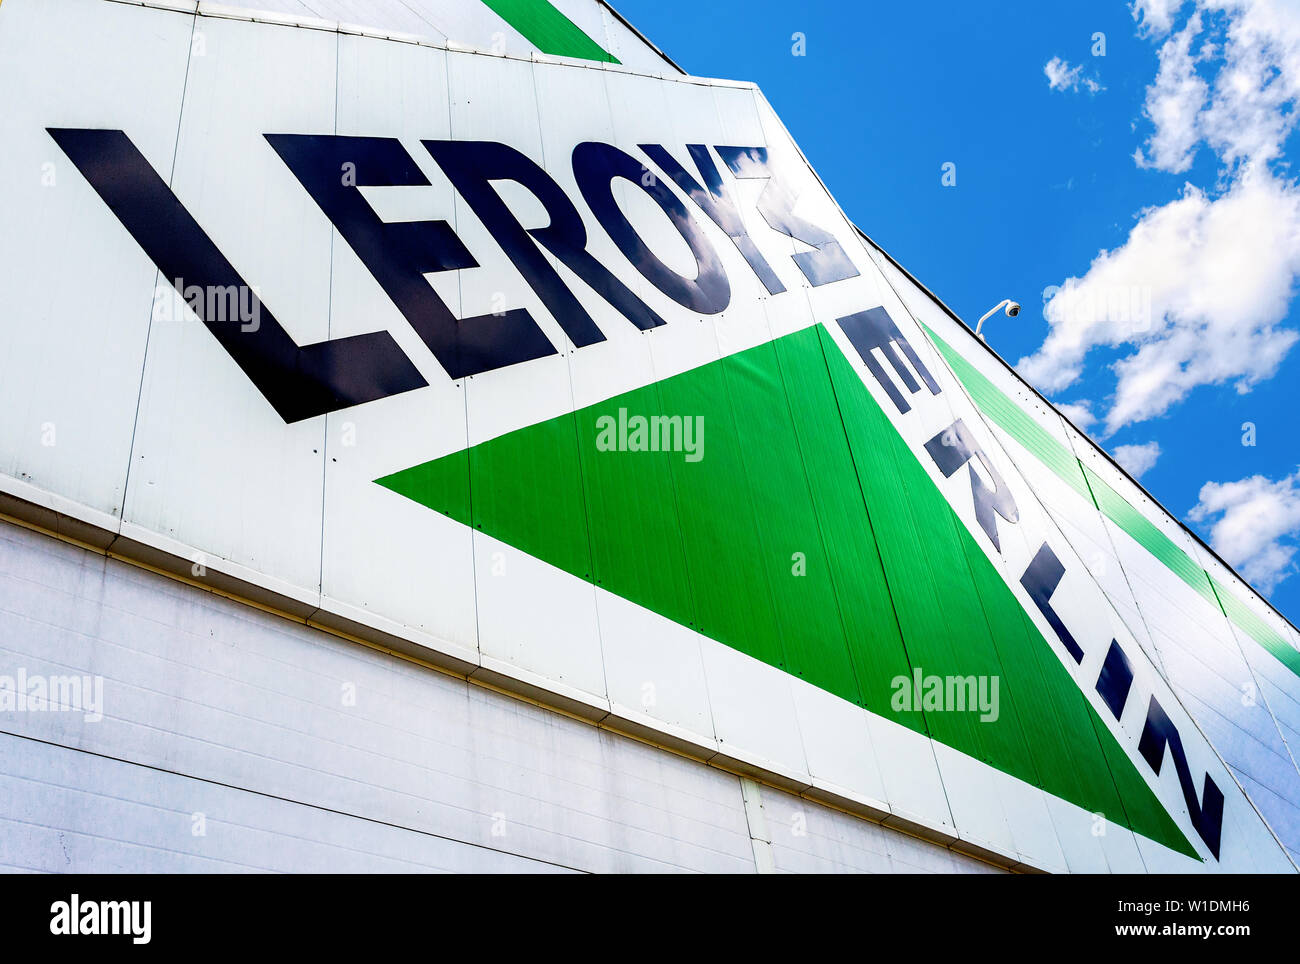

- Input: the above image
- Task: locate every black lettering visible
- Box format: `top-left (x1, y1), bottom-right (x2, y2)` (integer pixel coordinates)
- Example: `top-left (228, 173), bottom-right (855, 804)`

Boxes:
top-left (49, 128), bottom-right (426, 423)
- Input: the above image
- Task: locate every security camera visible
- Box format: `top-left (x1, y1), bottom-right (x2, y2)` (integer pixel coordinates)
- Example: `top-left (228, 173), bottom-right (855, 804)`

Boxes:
top-left (975, 298), bottom-right (1022, 339)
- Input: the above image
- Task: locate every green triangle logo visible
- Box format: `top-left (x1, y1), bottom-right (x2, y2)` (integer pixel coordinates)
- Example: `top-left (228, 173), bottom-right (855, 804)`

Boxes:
top-left (378, 323), bottom-right (1196, 859)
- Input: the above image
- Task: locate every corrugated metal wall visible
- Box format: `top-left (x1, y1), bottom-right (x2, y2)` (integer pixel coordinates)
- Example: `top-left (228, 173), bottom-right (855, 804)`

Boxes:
top-left (0, 517), bottom-right (996, 873)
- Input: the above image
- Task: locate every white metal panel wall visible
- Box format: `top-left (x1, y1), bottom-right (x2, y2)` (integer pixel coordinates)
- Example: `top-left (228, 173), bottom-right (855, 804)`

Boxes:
top-left (120, 14), bottom-right (336, 596)
top-left (1070, 431), bottom-right (1300, 857)
top-left (0, 735), bottom-right (566, 873)
top-left (319, 34), bottom-right (480, 663)
top-left (759, 784), bottom-right (1002, 875)
top-left (199, 0), bottom-right (450, 40)
top-left (190, 0), bottom-right (678, 73)
top-left (0, 517), bottom-right (1001, 873)
top-left (0, 0), bottom-right (194, 526)
top-left (0, 520), bottom-right (754, 872)
top-left (451, 52), bottom-right (610, 706)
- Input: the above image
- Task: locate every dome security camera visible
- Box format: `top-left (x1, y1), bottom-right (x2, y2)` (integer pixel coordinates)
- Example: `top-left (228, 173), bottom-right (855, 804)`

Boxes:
top-left (975, 298), bottom-right (1022, 340)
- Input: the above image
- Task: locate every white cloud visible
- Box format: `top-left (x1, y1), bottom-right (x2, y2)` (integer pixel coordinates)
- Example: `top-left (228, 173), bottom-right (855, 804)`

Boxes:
top-left (1055, 400), bottom-right (1097, 430)
top-left (1198, 0), bottom-right (1300, 171)
top-left (1134, 1), bottom-right (1300, 175)
top-left (1045, 56), bottom-right (1104, 94)
top-left (1019, 168), bottom-right (1300, 434)
top-left (1188, 467), bottom-right (1300, 592)
top-left (1134, 14), bottom-right (1207, 172)
top-left (1111, 441), bottom-right (1162, 477)
top-left (1132, 0), bottom-right (1189, 37)
top-left (1020, 0), bottom-right (1300, 435)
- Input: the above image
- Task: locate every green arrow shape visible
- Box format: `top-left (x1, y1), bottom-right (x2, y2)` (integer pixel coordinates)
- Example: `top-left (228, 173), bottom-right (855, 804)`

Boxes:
top-left (379, 323), bottom-right (1196, 859)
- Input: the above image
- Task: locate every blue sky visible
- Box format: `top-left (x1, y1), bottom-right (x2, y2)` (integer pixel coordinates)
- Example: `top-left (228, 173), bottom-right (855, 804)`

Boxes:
top-left (619, 0), bottom-right (1300, 624)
